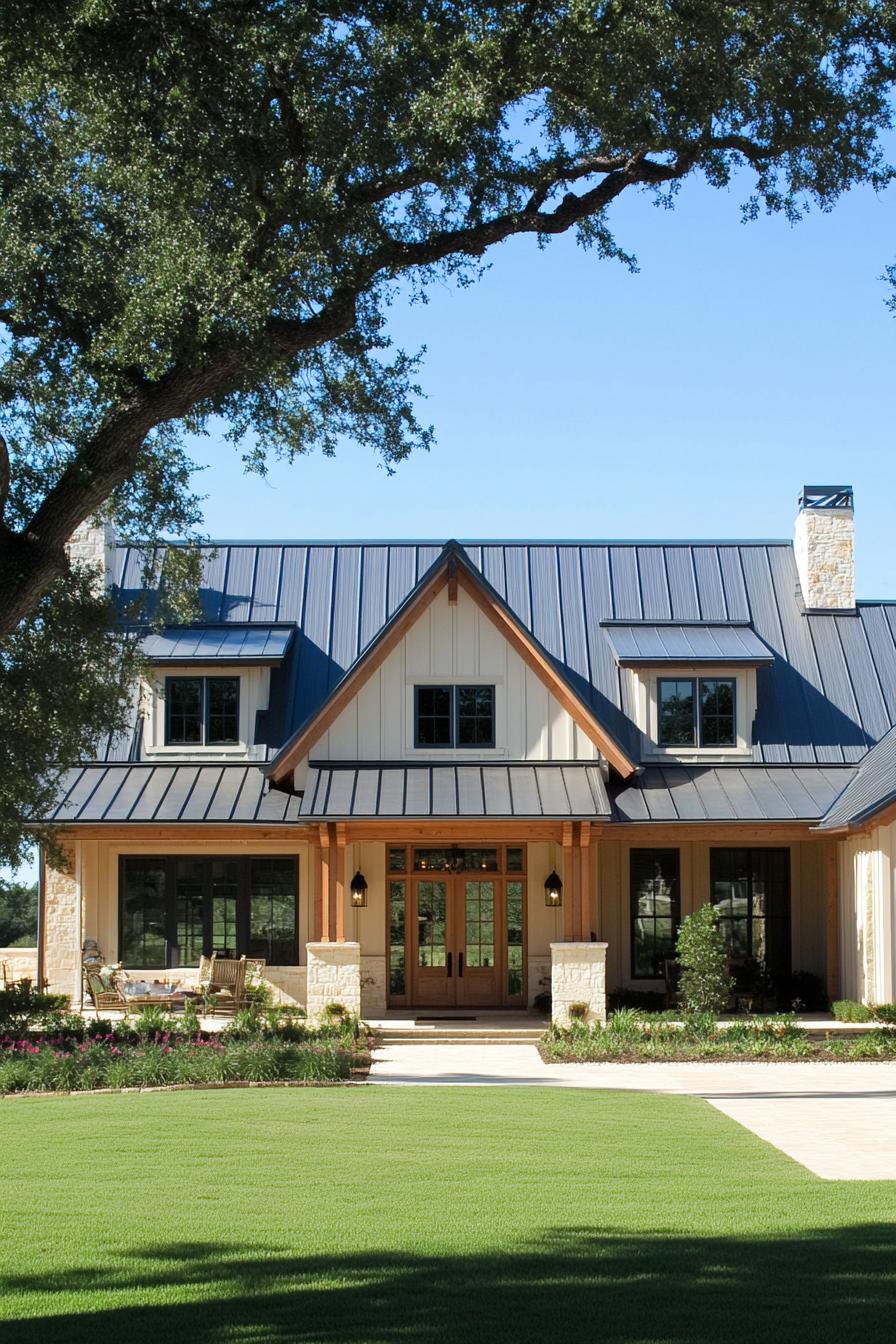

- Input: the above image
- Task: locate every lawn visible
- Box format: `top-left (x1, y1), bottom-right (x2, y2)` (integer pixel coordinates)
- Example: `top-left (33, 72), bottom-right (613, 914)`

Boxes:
top-left (1, 1088), bottom-right (895, 1343)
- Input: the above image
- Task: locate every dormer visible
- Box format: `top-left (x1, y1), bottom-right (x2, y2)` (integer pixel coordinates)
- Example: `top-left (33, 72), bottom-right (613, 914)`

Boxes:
top-left (602, 622), bottom-right (774, 763)
top-left (139, 624), bottom-right (295, 759)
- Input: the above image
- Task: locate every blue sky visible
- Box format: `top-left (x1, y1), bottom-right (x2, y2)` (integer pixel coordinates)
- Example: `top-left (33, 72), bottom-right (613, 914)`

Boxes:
top-left (195, 166), bottom-right (895, 597)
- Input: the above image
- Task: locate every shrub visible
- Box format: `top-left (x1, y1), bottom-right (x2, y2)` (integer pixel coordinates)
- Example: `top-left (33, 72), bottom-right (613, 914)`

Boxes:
top-left (567, 1001), bottom-right (589, 1021)
top-left (871, 1003), bottom-right (896, 1024)
top-left (0, 982), bottom-right (69, 1034)
top-left (605, 1008), bottom-right (643, 1038)
top-left (132, 1005), bottom-right (176, 1039)
top-left (831, 999), bottom-right (873, 1022)
top-left (676, 905), bottom-right (733, 1015)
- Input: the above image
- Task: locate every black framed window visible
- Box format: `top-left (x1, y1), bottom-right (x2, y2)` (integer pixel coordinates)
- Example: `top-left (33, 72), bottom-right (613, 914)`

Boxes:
top-left (119, 855), bottom-right (298, 966)
top-left (658, 677), bottom-right (736, 747)
top-left (414, 685), bottom-right (495, 747)
top-left (165, 676), bottom-right (240, 745)
top-left (630, 849), bottom-right (680, 979)
top-left (710, 848), bottom-right (790, 984)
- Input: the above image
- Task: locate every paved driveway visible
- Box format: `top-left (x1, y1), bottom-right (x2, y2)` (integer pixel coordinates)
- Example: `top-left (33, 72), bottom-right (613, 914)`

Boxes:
top-left (369, 1044), bottom-right (896, 1180)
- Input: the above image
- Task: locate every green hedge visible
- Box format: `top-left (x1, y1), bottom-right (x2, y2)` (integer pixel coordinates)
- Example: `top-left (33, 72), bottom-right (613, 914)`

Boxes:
top-left (541, 1011), bottom-right (896, 1062)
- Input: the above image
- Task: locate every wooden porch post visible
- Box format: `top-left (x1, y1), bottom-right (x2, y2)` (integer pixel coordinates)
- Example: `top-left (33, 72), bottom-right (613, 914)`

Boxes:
top-left (562, 822), bottom-right (577, 940)
top-left (578, 823), bottom-right (592, 942)
top-left (824, 840), bottom-right (841, 1003)
top-left (318, 825), bottom-right (331, 943)
top-left (334, 823), bottom-right (346, 943)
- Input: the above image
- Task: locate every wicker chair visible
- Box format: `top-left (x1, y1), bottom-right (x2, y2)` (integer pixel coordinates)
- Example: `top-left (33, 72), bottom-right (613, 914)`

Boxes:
top-left (83, 967), bottom-right (128, 1014)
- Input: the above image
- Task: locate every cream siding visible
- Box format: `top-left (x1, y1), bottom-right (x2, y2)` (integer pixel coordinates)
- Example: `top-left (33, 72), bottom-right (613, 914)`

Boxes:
top-left (304, 586), bottom-right (599, 767)
top-left (838, 821), bottom-right (896, 1005)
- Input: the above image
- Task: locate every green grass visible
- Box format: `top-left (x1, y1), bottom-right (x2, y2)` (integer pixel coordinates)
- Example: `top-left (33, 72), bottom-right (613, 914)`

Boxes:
top-left (1, 1087), bottom-right (895, 1342)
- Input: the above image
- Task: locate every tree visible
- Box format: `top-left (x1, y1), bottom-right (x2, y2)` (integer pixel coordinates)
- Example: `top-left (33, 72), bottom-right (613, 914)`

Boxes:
top-left (675, 904), bottom-right (733, 1016)
top-left (0, 2), bottom-right (894, 863)
top-left (0, 878), bottom-right (38, 946)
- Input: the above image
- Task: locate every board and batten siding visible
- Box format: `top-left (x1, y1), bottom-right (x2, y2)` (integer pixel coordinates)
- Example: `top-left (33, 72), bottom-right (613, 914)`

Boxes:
top-left (302, 586), bottom-right (600, 767)
top-left (838, 822), bottom-right (896, 1005)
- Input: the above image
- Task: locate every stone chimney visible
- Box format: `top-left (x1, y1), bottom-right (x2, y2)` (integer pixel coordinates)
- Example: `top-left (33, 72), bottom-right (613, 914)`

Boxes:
top-left (794, 486), bottom-right (855, 610)
top-left (66, 518), bottom-right (117, 595)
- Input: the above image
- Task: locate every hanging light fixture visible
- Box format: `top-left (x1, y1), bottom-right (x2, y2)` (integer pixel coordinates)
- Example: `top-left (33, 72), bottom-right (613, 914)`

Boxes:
top-left (349, 870), bottom-right (368, 907)
top-left (544, 870), bottom-right (563, 907)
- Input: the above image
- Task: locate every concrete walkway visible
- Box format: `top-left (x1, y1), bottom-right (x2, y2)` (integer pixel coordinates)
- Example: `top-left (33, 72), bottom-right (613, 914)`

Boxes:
top-left (369, 1043), bottom-right (896, 1180)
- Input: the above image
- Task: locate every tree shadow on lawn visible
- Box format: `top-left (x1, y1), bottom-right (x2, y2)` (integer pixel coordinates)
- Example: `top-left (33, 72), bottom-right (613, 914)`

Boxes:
top-left (2, 1223), bottom-right (896, 1344)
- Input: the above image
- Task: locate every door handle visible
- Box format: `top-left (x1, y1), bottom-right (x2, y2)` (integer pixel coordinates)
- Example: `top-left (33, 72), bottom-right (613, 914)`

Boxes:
top-left (446, 951), bottom-right (452, 978)
top-left (458, 952), bottom-right (464, 977)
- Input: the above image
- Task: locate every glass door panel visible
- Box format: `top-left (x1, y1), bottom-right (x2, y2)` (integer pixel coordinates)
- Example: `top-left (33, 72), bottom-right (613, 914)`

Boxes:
top-left (210, 859), bottom-right (240, 957)
top-left (413, 879), bottom-right (453, 1005)
top-left (457, 879), bottom-right (500, 1007)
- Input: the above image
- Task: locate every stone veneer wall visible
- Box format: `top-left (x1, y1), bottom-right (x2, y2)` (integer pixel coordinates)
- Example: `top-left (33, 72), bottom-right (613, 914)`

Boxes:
top-left (550, 942), bottom-right (607, 1027)
top-left (794, 505), bottom-right (855, 609)
top-left (0, 948), bottom-right (38, 982)
top-left (305, 941), bottom-right (361, 1021)
top-left (66, 520), bottom-right (116, 593)
top-left (44, 855), bottom-right (80, 1002)
top-left (361, 955), bottom-right (387, 1018)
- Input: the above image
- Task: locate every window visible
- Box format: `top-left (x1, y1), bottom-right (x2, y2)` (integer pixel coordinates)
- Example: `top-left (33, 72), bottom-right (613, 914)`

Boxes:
top-left (119, 855), bottom-right (298, 966)
top-left (658, 677), bottom-right (736, 747)
top-left (414, 685), bottom-right (495, 748)
top-left (710, 848), bottom-right (790, 983)
top-left (165, 677), bottom-right (240, 746)
top-left (630, 849), bottom-right (680, 979)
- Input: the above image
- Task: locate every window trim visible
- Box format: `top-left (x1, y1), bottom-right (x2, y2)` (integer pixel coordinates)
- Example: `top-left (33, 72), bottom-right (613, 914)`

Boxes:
top-left (412, 683), bottom-right (496, 749)
top-left (629, 847), bottom-right (681, 981)
top-left (656, 675), bottom-right (737, 749)
top-left (118, 854), bottom-right (299, 967)
top-left (164, 675), bottom-right (241, 747)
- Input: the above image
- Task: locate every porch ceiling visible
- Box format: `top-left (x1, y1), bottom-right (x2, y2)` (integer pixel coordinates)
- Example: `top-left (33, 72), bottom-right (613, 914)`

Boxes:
top-left (298, 762), bottom-right (611, 820)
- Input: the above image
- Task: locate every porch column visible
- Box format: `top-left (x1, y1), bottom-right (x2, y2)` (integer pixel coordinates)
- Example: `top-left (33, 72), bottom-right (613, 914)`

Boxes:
top-left (317, 823), bottom-right (347, 943)
top-left (824, 840), bottom-right (841, 1003)
top-left (305, 941), bottom-right (362, 1021)
top-left (562, 822), bottom-right (578, 940)
top-left (43, 842), bottom-right (81, 1003)
top-left (578, 823), bottom-right (592, 942)
top-left (550, 942), bottom-right (607, 1027)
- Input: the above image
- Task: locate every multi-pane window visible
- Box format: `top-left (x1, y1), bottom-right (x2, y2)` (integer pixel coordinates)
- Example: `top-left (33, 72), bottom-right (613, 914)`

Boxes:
top-left (165, 677), bottom-right (240, 746)
top-left (658, 677), bottom-right (736, 747)
top-left (710, 848), bottom-right (790, 983)
top-left (630, 849), bottom-right (680, 979)
top-left (414, 685), bottom-right (495, 748)
top-left (119, 855), bottom-right (297, 966)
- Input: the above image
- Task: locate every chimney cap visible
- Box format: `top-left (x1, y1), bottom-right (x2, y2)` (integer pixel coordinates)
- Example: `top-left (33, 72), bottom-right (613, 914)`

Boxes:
top-left (798, 485), bottom-right (853, 511)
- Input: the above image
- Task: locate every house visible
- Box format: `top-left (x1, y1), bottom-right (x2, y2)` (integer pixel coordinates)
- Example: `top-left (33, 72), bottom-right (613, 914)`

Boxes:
top-left (24, 484), bottom-right (896, 1022)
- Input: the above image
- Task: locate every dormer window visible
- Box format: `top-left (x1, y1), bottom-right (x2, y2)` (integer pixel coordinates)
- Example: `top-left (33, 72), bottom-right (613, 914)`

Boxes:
top-left (658, 677), bottom-right (736, 748)
top-left (165, 676), bottom-right (240, 746)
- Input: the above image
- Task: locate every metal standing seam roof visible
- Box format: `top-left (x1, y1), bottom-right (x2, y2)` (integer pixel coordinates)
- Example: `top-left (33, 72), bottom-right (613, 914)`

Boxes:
top-left (47, 765), bottom-right (303, 824)
top-left (815, 726), bottom-right (896, 830)
top-left (602, 622), bottom-right (774, 665)
top-left (140, 624), bottom-right (295, 664)
top-left (101, 539), bottom-right (896, 767)
top-left (610, 765), bottom-right (856, 823)
top-left (298, 763), bottom-right (611, 819)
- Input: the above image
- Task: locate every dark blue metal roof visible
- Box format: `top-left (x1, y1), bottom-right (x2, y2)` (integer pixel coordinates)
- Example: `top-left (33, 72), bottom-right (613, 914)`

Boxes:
top-left (47, 764), bottom-right (302, 824)
top-left (300, 762), bottom-right (611, 819)
top-left (602, 622), bottom-right (774, 665)
top-left (141, 624), bottom-right (294, 664)
top-left (108, 541), bottom-right (896, 767)
top-left (611, 765), bottom-right (854, 823)
top-left (816, 726), bottom-right (896, 830)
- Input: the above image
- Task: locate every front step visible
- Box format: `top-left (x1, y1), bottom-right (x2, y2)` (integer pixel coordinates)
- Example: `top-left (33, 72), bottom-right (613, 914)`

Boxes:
top-left (376, 1028), bottom-right (544, 1046)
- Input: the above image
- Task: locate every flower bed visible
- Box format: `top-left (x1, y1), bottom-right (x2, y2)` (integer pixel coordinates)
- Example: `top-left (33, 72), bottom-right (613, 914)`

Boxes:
top-left (540, 1012), bottom-right (896, 1063)
top-left (0, 1001), bottom-right (371, 1093)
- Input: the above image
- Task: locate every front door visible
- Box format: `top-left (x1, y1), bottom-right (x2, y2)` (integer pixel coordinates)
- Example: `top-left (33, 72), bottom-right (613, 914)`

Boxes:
top-left (411, 874), bottom-right (521, 1008)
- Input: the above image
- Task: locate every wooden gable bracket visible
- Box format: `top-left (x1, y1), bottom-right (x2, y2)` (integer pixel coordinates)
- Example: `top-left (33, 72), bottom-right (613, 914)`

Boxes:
top-left (447, 554), bottom-right (458, 605)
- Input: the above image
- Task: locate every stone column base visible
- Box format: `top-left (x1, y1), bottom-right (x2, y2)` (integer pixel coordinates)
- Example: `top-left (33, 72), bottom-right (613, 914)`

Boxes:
top-left (305, 941), bottom-right (362, 1021)
top-left (550, 942), bottom-right (607, 1028)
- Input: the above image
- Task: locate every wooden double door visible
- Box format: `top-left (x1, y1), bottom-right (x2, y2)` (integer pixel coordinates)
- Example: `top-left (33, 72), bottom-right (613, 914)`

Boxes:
top-left (411, 874), bottom-right (524, 1008)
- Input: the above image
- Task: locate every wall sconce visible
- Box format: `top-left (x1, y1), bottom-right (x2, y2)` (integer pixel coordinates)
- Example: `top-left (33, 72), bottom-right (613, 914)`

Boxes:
top-left (544, 870), bottom-right (563, 907)
top-left (349, 870), bottom-right (368, 907)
